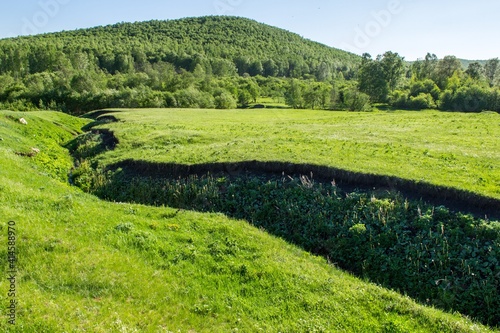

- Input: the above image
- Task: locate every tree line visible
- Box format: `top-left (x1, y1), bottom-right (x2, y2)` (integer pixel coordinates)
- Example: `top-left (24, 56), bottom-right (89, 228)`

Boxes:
top-left (359, 52), bottom-right (500, 112)
top-left (0, 16), bottom-right (498, 113)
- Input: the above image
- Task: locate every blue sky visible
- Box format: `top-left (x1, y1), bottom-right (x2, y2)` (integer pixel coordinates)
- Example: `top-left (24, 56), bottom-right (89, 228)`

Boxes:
top-left (0, 0), bottom-right (499, 61)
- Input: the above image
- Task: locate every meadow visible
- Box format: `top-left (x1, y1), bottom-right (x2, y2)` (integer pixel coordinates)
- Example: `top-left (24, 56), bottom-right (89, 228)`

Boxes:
top-left (68, 107), bottom-right (500, 325)
top-left (91, 108), bottom-right (500, 200)
top-left (0, 109), bottom-right (498, 331)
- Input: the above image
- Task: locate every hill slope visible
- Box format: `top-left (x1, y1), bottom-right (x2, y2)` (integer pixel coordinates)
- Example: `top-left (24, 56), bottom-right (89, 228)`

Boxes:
top-left (0, 113), bottom-right (495, 331)
top-left (0, 16), bottom-right (360, 78)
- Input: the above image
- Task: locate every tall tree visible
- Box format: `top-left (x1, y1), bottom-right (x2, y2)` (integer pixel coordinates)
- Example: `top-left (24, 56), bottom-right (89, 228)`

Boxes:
top-left (285, 79), bottom-right (305, 108)
top-left (248, 60), bottom-right (264, 76)
top-left (263, 59), bottom-right (278, 77)
top-left (465, 62), bottom-right (484, 81)
top-left (422, 53), bottom-right (438, 80)
top-left (484, 58), bottom-right (499, 87)
top-left (303, 81), bottom-right (332, 109)
top-left (433, 56), bottom-right (462, 89)
top-left (358, 58), bottom-right (389, 102)
top-left (379, 51), bottom-right (405, 92)
top-left (316, 62), bottom-right (331, 81)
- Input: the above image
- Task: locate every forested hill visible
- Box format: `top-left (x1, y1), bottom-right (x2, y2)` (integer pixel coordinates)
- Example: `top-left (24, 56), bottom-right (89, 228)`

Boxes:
top-left (0, 16), bottom-right (359, 79)
top-left (0, 16), bottom-right (362, 113)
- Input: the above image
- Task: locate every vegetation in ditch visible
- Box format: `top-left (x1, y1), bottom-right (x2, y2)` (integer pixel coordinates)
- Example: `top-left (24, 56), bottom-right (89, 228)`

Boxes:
top-left (75, 164), bottom-right (500, 326)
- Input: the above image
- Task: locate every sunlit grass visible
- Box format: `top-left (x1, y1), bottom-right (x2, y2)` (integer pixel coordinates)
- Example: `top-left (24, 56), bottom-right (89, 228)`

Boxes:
top-left (0, 111), bottom-right (497, 331)
top-left (94, 108), bottom-right (500, 199)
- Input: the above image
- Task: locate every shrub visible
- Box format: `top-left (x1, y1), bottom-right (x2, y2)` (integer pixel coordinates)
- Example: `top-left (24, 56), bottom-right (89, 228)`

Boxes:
top-left (174, 88), bottom-right (215, 108)
top-left (439, 84), bottom-right (493, 112)
top-left (409, 93), bottom-right (436, 109)
top-left (453, 84), bottom-right (490, 112)
top-left (343, 87), bottom-right (372, 111)
top-left (214, 91), bottom-right (237, 109)
top-left (438, 89), bottom-right (454, 110)
top-left (389, 89), bottom-right (409, 108)
top-left (487, 89), bottom-right (500, 112)
top-left (410, 79), bottom-right (441, 101)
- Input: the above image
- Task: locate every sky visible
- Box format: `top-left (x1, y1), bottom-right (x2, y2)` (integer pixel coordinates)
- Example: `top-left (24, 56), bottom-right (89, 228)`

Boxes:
top-left (0, 0), bottom-right (499, 61)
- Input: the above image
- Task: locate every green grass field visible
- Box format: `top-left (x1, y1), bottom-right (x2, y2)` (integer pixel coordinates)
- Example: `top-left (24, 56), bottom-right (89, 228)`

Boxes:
top-left (0, 109), bottom-right (499, 332)
top-left (92, 108), bottom-right (500, 200)
top-left (77, 108), bottom-right (500, 326)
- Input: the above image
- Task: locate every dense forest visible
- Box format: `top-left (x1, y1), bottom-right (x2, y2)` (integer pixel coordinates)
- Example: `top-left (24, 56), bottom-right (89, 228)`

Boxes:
top-left (0, 16), bottom-right (499, 113)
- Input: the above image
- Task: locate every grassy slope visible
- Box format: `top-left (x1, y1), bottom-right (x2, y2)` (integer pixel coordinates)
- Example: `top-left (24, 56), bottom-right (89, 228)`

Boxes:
top-left (94, 109), bottom-right (500, 200)
top-left (0, 113), bottom-right (496, 332)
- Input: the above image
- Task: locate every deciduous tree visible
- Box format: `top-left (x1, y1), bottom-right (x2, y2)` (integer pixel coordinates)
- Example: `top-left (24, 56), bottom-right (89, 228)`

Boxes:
top-left (379, 51), bottom-right (405, 92)
top-left (484, 58), bottom-right (499, 87)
